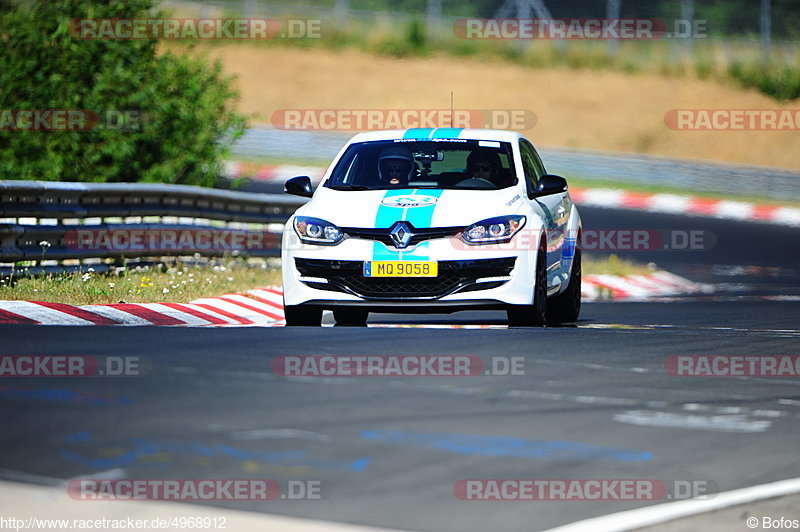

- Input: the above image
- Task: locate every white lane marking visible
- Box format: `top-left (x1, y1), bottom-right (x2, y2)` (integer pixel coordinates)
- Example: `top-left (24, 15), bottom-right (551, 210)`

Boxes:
top-left (752, 409), bottom-right (785, 418)
top-left (507, 389), bottom-right (638, 406)
top-left (613, 410), bottom-right (772, 433)
top-left (543, 476), bottom-right (800, 532)
top-left (0, 301), bottom-right (94, 325)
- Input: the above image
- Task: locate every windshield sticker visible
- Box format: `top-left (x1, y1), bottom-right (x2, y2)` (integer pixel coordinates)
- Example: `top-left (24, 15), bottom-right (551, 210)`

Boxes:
top-left (393, 138), bottom-right (467, 143)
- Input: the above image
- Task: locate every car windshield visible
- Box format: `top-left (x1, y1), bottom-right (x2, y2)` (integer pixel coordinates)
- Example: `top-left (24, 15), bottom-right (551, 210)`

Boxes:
top-left (324, 139), bottom-right (517, 190)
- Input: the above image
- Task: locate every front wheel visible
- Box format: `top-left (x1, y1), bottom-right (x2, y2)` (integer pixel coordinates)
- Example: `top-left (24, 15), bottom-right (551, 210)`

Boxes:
top-left (507, 247), bottom-right (547, 327)
top-left (547, 249), bottom-right (581, 323)
top-left (546, 248), bottom-right (581, 324)
top-left (283, 303), bottom-right (322, 326)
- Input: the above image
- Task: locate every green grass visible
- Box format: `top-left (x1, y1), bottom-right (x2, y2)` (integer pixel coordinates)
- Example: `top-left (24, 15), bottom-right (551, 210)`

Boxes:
top-left (0, 261), bottom-right (281, 305)
top-left (583, 254), bottom-right (656, 276)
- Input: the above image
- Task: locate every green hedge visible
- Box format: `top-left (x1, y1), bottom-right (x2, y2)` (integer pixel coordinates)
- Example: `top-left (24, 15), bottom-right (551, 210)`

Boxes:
top-left (0, 0), bottom-right (247, 185)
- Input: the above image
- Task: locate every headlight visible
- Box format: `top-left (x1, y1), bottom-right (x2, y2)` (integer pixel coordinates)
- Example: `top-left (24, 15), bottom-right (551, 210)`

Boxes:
top-left (294, 216), bottom-right (344, 245)
top-left (462, 215), bottom-right (526, 244)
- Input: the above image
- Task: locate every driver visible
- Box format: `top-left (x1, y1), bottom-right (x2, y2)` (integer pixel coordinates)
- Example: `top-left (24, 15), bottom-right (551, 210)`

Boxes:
top-left (378, 146), bottom-right (416, 186)
top-left (466, 148), bottom-right (503, 185)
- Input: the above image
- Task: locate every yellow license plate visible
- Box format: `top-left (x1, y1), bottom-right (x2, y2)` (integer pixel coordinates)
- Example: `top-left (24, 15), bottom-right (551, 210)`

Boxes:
top-left (363, 261), bottom-right (438, 277)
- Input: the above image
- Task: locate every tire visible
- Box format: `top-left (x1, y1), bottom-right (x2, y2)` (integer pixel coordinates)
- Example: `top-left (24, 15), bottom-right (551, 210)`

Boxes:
top-left (333, 308), bottom-right (369, 326)
top-left (507, 246), bottom-right (547, 327)
top-left (546, 248), bottom-right (582, 324)
top-left (283, 303), bottom-right (322, 326)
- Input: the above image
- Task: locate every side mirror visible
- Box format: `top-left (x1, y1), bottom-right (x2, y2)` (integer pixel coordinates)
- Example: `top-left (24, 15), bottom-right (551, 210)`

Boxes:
top-left (531, 174), bottom-right (568, 198)
top-left (285, 176), bottom-right (313, 198)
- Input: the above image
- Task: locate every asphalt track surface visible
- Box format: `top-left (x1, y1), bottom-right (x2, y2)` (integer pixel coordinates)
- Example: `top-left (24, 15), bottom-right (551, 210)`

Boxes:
top-left (1, 206), bottom-right (799, 532)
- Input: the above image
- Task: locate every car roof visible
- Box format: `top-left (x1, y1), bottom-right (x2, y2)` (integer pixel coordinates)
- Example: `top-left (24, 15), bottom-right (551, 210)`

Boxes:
top-left (346, 128), bottom-right (524, 144)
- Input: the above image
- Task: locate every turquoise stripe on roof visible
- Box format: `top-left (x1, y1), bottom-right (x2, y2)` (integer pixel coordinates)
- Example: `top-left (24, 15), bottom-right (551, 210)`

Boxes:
top-left (431, 128), bottom-right (463, 139)
top-left (403, 128), bottom-right (434, 139)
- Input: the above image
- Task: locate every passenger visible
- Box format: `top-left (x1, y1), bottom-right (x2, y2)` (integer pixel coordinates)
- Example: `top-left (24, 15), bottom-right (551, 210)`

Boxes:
top-left (466, 149), bottom-right (509, 187)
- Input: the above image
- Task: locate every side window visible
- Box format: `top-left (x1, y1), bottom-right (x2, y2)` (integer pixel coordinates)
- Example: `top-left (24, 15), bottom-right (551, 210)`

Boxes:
top-left (529, 143), bottom-right (547, 177)
top-left (518, 140), bottom-right (540, 197)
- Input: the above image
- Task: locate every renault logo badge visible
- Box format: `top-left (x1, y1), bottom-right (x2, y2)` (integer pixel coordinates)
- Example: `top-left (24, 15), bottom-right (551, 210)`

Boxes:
top-left (389, 221), bottom-right (414, 249)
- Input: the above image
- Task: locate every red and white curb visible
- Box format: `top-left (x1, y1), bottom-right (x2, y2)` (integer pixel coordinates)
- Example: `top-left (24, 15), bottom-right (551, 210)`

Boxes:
top-left (0, 272), bottom-right (710, 326)
top-left (225, 162), bottom-right (800, 227)
top-left (582, 270), bottom-right (713, 301)
top-left (0, 288), bottom-right (286, 326)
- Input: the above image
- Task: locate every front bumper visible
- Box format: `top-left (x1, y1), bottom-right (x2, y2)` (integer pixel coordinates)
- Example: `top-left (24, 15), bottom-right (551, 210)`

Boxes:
top-left (282, 231), bottom-right (538, 309)
top-left (294, 257), bottom-right (515, 300)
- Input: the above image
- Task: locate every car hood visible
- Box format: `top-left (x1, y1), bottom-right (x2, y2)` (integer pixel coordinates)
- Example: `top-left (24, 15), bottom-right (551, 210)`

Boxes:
top-left (298, 187), bottom-right (524, 228)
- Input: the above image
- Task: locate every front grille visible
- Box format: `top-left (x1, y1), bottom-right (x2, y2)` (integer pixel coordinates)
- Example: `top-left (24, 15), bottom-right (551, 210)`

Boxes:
top-left (342, 226), bottom-right (462, 247)
top-left (295, 257), bottom-right (515, 300)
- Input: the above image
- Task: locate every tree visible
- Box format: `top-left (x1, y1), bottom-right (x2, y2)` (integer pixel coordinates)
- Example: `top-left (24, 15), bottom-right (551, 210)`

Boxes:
top-left (0, 0), bottom-right (247, 185)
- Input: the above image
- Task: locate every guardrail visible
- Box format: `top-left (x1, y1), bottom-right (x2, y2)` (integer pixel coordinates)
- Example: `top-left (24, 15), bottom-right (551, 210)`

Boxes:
top-left (0, 181), bottom-right (306, 271)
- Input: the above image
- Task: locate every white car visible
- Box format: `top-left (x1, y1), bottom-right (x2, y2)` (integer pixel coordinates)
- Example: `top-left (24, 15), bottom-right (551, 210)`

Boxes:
top-left (281, 128), bottom-right (582, 327)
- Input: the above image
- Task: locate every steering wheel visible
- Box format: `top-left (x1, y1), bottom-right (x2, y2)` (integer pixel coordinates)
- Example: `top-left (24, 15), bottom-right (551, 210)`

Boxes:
top-left (454, 177), bottom-right (497, 189)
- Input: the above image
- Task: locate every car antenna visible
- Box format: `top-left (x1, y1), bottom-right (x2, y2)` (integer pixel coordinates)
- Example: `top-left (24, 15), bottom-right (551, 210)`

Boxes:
top-left (450, 91), bottom-right (454, 127)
